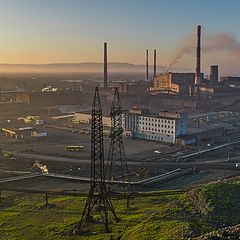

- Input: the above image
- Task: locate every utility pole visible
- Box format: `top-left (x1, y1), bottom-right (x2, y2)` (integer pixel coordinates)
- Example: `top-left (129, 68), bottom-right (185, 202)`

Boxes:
top-left (227, 145), bottom-right (230, 162)
top-left (75, 87), bottom-right (118, 234)
top-left (107, 88), bottom-right (130, 206)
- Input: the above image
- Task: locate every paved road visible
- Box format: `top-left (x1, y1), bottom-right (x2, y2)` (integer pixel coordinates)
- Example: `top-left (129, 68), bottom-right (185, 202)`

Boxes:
top-left (7, 151), bottom-right (240, 171)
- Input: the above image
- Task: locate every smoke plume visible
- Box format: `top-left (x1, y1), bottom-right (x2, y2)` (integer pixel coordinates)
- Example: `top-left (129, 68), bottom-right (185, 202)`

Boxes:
top-left (168, 31), bottom-right (240, 69)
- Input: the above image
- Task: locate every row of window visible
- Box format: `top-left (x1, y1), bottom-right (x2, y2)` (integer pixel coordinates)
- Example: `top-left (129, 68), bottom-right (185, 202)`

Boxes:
top-left (137, 133), bottom-right (172, 141)
top-left (140, 128), bottom-right (174, 134)
top-left (139, 117), bottom-right (174, 124)
top-left (139, 122), bottom-right (174, 129)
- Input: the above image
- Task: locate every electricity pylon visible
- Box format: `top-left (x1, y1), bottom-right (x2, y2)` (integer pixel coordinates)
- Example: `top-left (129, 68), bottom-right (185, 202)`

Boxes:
top-left (107, 88), bottom-right (130, 204)
top-left (76, 87), bottom-right (118, 234)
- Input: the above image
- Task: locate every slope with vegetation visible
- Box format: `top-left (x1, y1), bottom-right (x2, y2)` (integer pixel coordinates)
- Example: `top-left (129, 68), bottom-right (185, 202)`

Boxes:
top-left (0, 179), bottom-right (239, 239)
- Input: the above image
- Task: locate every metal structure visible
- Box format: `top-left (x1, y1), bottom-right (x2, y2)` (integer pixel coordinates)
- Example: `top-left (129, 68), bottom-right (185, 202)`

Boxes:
top-left (146, 49), bottom-right (149, 82)
top-left (107, 88), bottom-right (129, 195)
top-left (153, 49), bottom-right (157, 78)
top-left (104, 42), bottom-right (108, 88)
top-left (195, 25), bottom-right (201, 99)
top-left (76, 87), bottom-right (118, 234)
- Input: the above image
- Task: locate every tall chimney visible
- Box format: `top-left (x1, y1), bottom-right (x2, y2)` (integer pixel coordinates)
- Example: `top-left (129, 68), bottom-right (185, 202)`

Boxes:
top-left (146, 49), bottom-right (149, 82)
top-left (195, 25), bottom-right (201, 97)
top-left (104, 42), bottom-right (108, 88)
top-left (153, 49), bottom-right (157, 78)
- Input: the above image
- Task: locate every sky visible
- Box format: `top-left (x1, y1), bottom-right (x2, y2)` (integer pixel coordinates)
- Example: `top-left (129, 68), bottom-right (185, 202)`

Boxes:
top-left (0, 0), bottom-right (240, 75)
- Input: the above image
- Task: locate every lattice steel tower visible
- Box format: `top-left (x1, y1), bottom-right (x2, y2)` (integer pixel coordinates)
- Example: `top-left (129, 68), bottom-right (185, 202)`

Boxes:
top-left (107, 88), bottom-right (129, 194)
top-left (76, 87), bottom-right (118, 234)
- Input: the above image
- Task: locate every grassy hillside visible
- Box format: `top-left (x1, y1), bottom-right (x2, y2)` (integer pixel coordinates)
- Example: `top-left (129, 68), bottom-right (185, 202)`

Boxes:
top-left (190, 180), bottom-right (240, 227)
top-left (0, 180), bottom-right (240, 240)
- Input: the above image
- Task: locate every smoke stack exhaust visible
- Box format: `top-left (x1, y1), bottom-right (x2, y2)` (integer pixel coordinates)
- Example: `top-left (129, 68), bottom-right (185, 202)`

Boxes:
top-left (104, 42), bottom-right (108, 88)
top-left (153, 49), bottom-right (157, 78)
top-left (195, 25), bottom-right (201, 98)
top-left (146, 49), bottom-right (149, 82)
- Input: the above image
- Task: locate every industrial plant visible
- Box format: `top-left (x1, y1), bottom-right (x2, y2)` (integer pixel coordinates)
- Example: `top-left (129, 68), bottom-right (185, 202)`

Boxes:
top-left (1, 20), bottom-right (240, 239)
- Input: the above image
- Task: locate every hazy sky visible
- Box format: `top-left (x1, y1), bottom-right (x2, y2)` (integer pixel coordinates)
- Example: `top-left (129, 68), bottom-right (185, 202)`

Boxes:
top-left (0, 0), bottom-right (240, 74)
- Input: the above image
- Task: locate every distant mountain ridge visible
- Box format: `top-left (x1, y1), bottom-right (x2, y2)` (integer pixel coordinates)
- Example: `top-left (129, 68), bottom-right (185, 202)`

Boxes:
top-left (0, 62), bottom-right (161, 73)
top-left (0, 62), bottom-right (192, 73)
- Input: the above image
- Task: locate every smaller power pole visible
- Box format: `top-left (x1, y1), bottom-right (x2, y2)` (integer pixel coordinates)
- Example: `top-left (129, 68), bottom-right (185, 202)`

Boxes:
top-left (107, 88), bottom-right (130, 204)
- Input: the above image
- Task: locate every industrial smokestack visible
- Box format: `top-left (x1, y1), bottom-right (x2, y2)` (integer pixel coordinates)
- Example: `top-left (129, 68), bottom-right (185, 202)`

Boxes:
top-left (196, 25), bottom-right (201, 84)
top-left (146, 49), bottom-right (149, 82)
top-left (153, 49), bottom-right (157, 78)
top-left (104, 42), bottom-right (108, 88)
top-left (195, 25), bottom-right (201, 98)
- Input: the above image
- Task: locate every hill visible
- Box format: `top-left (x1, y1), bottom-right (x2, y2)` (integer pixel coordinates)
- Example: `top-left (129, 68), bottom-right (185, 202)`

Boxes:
top-left (0, 179), bottom-right (240, 239)
top-left (0, 62), bottom-right (156, 73)
top-left (0, 62), bottom-right (190, 73)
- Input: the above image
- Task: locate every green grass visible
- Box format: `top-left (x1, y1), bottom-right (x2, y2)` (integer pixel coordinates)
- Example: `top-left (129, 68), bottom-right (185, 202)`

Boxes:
top-left (0, 180), bottom-right (239, 240)
top-left (192, 179), bottom-right (240, 226)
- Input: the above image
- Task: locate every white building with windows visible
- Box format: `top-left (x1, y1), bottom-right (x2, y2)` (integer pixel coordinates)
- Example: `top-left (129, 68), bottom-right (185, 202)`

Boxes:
top-left (122, 108), bottom-right (187, 144)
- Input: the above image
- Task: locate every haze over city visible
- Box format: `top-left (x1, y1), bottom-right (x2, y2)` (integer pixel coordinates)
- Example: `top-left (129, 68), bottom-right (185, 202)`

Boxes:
top-left (1, 0), bottom-right (240, 75)
top-left (1, 1), bottom-right (240, 239)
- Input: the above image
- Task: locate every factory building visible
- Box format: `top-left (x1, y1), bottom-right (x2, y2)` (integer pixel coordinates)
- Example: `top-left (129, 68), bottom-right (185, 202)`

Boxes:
top-left (122, 108), bottom-right (188, 144)
top-left (1, 127), bottom-right (41, 139)
top-left (146, 95), bottom-right (197, 112)
top-left (153, 72), bottom-right (196, 96)
top-left (118, 82), bottom-right (149, 95)
top-left (199, 85), bottom-right (240, 96)
top-left (74, 112), bottom-right (111, 127)
top-left (219, 76), bottom-right (240, 88)
top-left (210, 65), bottom-right (219, 85)
top-left (16, 91), bottom-right (83, 105)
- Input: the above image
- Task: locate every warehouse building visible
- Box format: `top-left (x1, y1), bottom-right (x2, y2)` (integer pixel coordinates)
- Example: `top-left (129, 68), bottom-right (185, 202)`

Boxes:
top-left (122, 108), bottom-right (188, 144)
